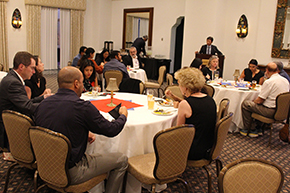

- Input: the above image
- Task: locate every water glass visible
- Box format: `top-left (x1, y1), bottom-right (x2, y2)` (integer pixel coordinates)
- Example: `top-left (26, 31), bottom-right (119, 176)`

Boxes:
top-left (214, 71), bottom-right (219, 81)
top-left (251, 80), bottom-right (257, 89)
top-left (92, 87), bottom-right (98, 97)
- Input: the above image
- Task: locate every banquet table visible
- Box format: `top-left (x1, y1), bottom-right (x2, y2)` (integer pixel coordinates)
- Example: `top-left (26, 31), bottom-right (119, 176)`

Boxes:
top-left (81, 92), bottom-right (177, 193)
top-left (209, 81), bottom-right (261, 132)
top-left (128, 68), bottom-right (148, 83)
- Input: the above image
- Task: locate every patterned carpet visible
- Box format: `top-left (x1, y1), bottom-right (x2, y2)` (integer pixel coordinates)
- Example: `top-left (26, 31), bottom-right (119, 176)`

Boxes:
top-left (1, 70), bottom-right (290, 192)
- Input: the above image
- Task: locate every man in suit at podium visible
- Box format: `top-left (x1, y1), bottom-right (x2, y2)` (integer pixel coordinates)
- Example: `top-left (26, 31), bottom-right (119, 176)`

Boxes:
top-left (199, 36), bottom-right (223, 55)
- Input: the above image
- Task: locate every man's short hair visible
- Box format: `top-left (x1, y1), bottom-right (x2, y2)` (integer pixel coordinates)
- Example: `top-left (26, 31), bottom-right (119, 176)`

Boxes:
top-left (110, 50), bottom-right (120, 59)
top-left (79, 46), bottom-right (87, 54)
top-left (274, 61), bottom-right (284, 71)
top-left (58, 67), bottom-right (82, 88)
top-left (13, 51), bottom-right (34, 69)
top-left (207, 36), bottom-right (214, 42)
top-left (267, 63), bottom-right (278, 72)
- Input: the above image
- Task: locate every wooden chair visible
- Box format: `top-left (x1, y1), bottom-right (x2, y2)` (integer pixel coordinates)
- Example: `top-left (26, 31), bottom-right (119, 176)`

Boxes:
top-left (217, 98), bottom-right (230, 123)
top-left (218, 157), bottom-right (284, 193)
top-left (29, 126), bottom-right (107, 193)
top-left (203, 84), bottom-right (215, 97)
top-left (164, 85), bottom-right (184, 101)
top-left (139, 81), bottom-right (145, 94)
top-left (2, 110), bottom-right (37, 193)
top-left (187, 112), bottom-right (233, 193)
top-left (145, 65), bottom-right (166, 97)
top-left (124, 125), bottom-right (195, 193)
top-left (251, 92), bottom-right (290, 146)
top-left (104, 70), bottom-right (123, 89)
top-left (166, 73), bottom-right (173, 86)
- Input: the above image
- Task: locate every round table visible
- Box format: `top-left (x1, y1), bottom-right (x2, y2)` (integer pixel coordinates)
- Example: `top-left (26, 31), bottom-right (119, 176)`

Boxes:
top-left (209, 82), bottom-right (261, 132)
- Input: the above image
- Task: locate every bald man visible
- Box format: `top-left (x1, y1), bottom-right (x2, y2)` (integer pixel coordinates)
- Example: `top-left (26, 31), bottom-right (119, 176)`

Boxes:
top-left (34, 67), bottom-right (128, 193)
top-left (240, 62), bottom-right (289, 138)
top-left (122, 46), bottom-right (144, 68)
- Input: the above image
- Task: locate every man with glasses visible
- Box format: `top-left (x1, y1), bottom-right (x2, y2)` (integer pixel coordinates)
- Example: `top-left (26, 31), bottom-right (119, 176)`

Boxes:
top-left (0, 51), bottom-right (51, 157)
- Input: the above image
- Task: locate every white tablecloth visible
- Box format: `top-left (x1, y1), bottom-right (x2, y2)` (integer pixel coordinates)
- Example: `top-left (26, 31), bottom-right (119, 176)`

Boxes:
top-left (0, 71), bottom-right (7, 82)
top-left (210, 83), bottom-right (261, 132)
top-left (81, 92), bottom-right (177, 193)
top-left (128, 68), bottom-right (148, 83)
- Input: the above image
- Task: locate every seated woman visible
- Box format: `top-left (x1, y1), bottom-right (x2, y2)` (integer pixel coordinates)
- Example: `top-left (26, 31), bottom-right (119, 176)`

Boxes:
top-left (25, 56), bottom-right (51, 99)
top-left (79, 58), bottom-right (100, 92)
top-left (95, 49), bottom-right (110, 66)
top-left (168, 68), bottom-right (217, 160)
top-left (78, 47), bottom-right (104, 74)
top-left (239, 59), bottom-right (264, 85)
top-left (202, 55), bottom-right (221, 81)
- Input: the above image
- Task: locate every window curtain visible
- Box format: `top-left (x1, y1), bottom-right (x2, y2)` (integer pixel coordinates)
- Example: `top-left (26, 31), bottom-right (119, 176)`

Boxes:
top-left (70, 10), bottom-right (84, 61)
top-left (0, 1), bottom-right (8, 71)
top-left (26, 5), bottom-right (41, 56)
top-left (41, 7), bottom-right (58, 70)
top-left (132, 17), bottom-right (149, 41)
top-left (60, 9), bottom-right (71, 69)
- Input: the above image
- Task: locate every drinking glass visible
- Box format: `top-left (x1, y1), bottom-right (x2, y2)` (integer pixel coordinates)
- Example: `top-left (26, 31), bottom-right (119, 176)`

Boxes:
top-left (92, 87), bottom-right (99, 97)
top-left (147, 90), bottom-right (154, 110)
top-left (251, 80), bottom-right (257, 89)
top-left (214, 71), bottom-right (219, 81)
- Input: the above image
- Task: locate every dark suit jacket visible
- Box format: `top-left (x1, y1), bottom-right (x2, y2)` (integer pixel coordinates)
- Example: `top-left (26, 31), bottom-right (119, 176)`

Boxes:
top-left (122, 55), bottom-right (143, 69)
top-left (0, 70), bottom-right (44, 148)
top-left (199, 44), bottom-right (223, 55)
top-left (132, 37), bottom-right (146, 56)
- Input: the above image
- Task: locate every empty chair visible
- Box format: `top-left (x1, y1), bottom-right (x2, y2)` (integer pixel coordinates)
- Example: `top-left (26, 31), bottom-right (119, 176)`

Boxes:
top-left (164, 85), bottom-right (184, 101)
top-left (217, 98), bottom-right (230, 123)
top-left (2, 110), bottom-right (37, 193)
top-left (218, 157), bottom-right (284, 193)
top-left (29, 126), bottom-right (107, 193)
top-left (145, 65), bottom-right (166, 97)
top-left (203, 84), bottom-right (215, 97)
top-left (104, 70), bottom-right (123, 89)
top-left (251, 92), bottom-right (290, 146)
top-left (166, 73), bottom-right (173, 86)
top-left (124, 125), bottom-right (195, 193)
top-left (187, 112), bottom-right (233, 193)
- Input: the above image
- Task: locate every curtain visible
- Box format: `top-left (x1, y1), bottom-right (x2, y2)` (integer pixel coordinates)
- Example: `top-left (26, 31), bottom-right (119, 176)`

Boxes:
top-left (26, 5), bottom-right (41, 56)
top-left (70, 10), bottom-right (84, 61)
top-left (0, 2), bottom-right (8, 71)
top-left (132, 17), bottom-right (149, 41)
top-left (59, 9), bottom-right (71, 69)
top-left (41, 7), bottom-right (58, 70)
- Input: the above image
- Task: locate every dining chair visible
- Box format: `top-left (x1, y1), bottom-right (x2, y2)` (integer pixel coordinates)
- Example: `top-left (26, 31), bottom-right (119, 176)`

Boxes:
top-left (218, 157), bottom-right (284, 193)
top-left (164, 85), bottom-right (184, 101)
top-left (104, 70), bottom-right (123, 88)
top-left (29, 126), bottom-right (107, 193)
top-left (123, 124), bottom-right (195, 193)
top-left (216, 98), bottom-right (230, 123)
top-left (144, 65), bottom-right (166, 97)
top-left (166, 73), bottom-right (173, 86)
top-left (203, 84), bottom-right (215, 97)
top-left (2, 110), bottom-right (37, 193)
top-left (0, 63), bottom-right (4, 71)
top-left (251, 92), bottom-right (290, 146)
top-left (187, 112), bottom-right (233, 193)
top-left (139, 81), bottom-right (145, 94)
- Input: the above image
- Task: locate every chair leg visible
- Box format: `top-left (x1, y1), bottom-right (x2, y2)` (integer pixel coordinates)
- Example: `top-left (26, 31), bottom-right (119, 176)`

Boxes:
top-left (267, 124), bottom-right (273, 147)
top-left (35, 184), bottom-right (47, 193)
top-left (176, 178), bottom-right (189, 193)
top-left (3, 162), bottom-right (18, 193)
top-left (121, 171), bottom-right (128, 193)
top-left (203, 165), bottom-right (212, 193)
top-left (216, 159), bottom-right (223, 177)
top-left (151, 184), bottom-right (156, 193)
top-left (34, 170), bottom-right (38, 193)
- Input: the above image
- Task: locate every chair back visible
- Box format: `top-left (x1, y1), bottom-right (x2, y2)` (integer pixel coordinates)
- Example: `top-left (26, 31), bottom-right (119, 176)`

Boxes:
top-left (67, 61), bottom-right (72, 66)
top-left (166, 73), bottom-right (173, 86)
top-left (164, 85), bottom-right (184, 100)
top-left (0, 63), bottom-right (3, 71)
top-left (203, 84), bottom-right (215, 97)
top-left (274, 92), bottom-right (290, 121)
top-left (153, 125), bottom-right (195, 181)
top-left (29, 126), bottom-right (71, 188)
top-left (104, 70), bottom-right (123, 88)
top-left (157, 66), bottom-right (166, 85)
top-left (2, 110), bottom-right (35, 165)
top-left (210, 112), bottom-right (233, 160)
top-left (139, 82), bottom-right (145, 94)
top-left (216, 98), bottom-right (230, 123)
top-left (218, 157), bottom-right (284, 193)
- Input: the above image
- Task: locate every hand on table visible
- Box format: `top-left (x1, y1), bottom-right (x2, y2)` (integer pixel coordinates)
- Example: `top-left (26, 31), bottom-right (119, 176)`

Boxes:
top-left (88, 131), bottom-right (96, 144)
top-left (119, 106), bottom-right (128, 118)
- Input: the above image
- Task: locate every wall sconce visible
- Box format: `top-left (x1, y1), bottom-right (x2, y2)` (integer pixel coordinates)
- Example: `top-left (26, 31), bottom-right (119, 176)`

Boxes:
top-left (236, 14), bottom-right (248, 38)
top-left (12, 8), bottom-right (22, 29)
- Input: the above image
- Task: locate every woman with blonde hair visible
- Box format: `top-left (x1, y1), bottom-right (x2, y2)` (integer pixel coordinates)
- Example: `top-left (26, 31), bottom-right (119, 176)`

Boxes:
top-left (172, 68), bottom-right (217, 160)
top-left (202, 55), bottom-right (221, 81)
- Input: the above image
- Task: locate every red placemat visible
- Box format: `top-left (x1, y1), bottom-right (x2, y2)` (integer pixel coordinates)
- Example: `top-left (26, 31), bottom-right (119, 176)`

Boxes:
top-left (90, 98), bottom-right (143, 113)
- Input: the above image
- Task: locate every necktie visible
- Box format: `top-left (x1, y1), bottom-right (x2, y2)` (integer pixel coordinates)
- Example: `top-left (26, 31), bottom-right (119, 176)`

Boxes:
top-left (207, 46), bottom-right (211, 54)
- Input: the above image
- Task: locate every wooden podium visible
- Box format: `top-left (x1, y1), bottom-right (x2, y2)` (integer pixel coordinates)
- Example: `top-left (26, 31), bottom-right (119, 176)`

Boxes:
top-left (195, 53), bottom-right (225, 77)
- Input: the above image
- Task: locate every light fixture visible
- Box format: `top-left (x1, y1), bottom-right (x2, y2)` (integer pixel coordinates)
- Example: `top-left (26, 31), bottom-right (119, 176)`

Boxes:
top-left (12, 8), bottom-right (22, 29)
top-left (106, 78), bottom-right (119, 106)
top-left (233, 69), bottom-right (240, 82)
top-left (236, 14), bottom-right (248, 38)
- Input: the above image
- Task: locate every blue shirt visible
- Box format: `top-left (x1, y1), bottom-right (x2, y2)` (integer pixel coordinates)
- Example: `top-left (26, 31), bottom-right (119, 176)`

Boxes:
top-left (72, 53), bottom-right (82, 67)
top-left (279, 69), bottom-right (290, 83)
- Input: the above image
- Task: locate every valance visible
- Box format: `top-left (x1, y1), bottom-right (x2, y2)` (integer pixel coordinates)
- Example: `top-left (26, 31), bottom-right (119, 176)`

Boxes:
top-left (0, 0), bottom-right (9, 2)
top-left (25, 0), bottom-right (86, 10)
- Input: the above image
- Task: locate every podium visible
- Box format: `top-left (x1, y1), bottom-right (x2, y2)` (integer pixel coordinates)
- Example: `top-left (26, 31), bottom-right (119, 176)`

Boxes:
top-left (195, 53), bottom-right (225, 77)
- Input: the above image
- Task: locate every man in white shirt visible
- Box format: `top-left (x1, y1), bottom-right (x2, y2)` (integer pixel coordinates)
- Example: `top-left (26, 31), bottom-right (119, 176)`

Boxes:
top-left (123, 47), bottom-right (144, 69)
top-left (240, 62), bottom-right (289, 137)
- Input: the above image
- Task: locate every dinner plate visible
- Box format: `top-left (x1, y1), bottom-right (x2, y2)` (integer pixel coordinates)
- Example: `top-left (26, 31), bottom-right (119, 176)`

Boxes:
top-left (152, 110), bottom-right (174, 116)
top-left (157, 100), bottom-right (174, 107)
top-left (238, 88), bottom-right (250, 91)
top-left (83, 91), bottom-right (93, 96)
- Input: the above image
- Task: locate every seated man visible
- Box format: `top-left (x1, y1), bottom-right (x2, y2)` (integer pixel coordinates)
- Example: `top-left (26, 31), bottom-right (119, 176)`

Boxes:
top-left (103, 50), bottom-right (130, 81)
top-left (123, 46), bottom-right (144, 69)
top-left (240, 62), bottom-right (289, 137)
top-left (72, 46), bottom-right (87, 67)
top-left (275, 61), bottom-right (290, 83)
top-left (34, 66), bottom-right (128, 193)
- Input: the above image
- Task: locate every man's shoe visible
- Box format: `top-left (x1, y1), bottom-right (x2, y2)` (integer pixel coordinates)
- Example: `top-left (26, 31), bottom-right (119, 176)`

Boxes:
top-left (239, 129), bottom-right (248, 136)
top-left (248, 130), bottom-right (259, 138)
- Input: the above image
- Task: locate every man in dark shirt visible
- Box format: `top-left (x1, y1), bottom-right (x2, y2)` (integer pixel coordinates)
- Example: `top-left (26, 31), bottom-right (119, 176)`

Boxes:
top-left (35, 66), bottom-right (128, 193)
top-left (199, 36), bottom-right (223, 55)
top-left (132, 35), bottom-right (148, 56)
